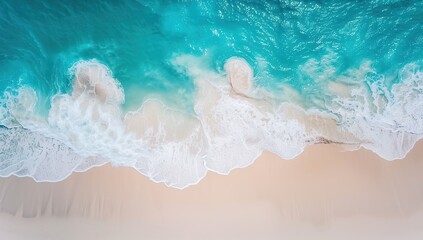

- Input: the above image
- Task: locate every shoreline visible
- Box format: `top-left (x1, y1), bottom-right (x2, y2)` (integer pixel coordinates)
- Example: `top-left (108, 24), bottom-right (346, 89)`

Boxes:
top-left (2, 56), bottom-right (421, 188)
top-left (1, 141), bottom-right (423, 239)
top-left (4, 138), bottom-right (420, 189)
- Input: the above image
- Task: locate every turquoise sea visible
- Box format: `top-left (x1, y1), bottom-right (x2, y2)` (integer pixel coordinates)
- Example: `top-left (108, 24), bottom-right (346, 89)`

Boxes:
top-left (0, 0), bottom-right (422, 188)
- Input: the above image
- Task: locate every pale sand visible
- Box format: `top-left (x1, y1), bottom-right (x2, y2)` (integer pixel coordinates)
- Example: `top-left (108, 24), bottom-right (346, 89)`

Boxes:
top-left (1, 142), bottom-right (423, 240)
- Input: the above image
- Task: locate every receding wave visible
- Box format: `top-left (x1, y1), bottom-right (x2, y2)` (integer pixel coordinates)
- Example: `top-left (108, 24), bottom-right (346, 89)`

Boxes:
top-left (0, 55), bottom-right (422, 188)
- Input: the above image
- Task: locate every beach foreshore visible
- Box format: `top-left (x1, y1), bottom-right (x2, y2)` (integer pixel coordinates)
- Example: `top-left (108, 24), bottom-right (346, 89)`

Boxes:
top-left (1, 142), bottom-right (423, 240)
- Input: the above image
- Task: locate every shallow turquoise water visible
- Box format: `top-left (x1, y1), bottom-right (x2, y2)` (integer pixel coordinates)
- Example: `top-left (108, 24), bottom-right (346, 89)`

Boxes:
top-left (0, 0), bottom-right (422, 188)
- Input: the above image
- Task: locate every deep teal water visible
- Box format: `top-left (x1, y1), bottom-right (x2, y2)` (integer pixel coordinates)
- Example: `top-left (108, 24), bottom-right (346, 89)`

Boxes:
top-left (1, 0), bottom-right (421, 110)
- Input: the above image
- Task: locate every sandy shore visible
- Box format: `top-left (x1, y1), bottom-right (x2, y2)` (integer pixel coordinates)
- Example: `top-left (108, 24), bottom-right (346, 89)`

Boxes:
top-left (1, 142), bottom-right (423, 240)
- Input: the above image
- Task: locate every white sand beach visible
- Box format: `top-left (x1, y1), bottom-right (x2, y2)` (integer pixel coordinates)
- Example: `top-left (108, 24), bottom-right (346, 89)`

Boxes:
top-left (1, 142), bottom-right (423, 240)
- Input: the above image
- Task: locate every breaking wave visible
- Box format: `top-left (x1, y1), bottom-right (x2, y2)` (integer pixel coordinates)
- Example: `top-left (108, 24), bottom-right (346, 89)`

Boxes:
top-left (1, 55), bottom-right (422, 188)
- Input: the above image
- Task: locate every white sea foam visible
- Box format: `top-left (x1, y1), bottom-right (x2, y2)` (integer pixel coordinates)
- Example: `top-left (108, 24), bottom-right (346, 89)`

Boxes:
top-left (0, 56), bottom-right (422, 188)
top-left (0, 86), bottom-right (38, 128)
top-left (124, 99), bottom-right (208, 188)
top-left (0, 126), bottom-right (103, 181)
top-left (328, 62), bottom-right (423, 159)
top-left (174, 55), bottom-right (311, 173)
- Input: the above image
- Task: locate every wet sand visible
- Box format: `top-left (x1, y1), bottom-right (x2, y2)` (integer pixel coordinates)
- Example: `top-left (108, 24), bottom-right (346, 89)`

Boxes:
top-left (1, 142), bottom-right (423, 239)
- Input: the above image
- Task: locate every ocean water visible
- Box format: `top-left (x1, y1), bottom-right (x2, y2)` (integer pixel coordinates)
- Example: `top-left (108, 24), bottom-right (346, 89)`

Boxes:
top-left (0, 0), bottom-right (422, 188)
